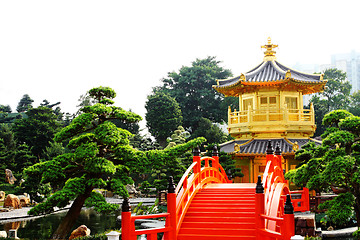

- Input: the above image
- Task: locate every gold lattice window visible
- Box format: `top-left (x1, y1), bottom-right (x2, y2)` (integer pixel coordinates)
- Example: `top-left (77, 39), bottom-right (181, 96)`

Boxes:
top-left (285, 97), bottom-right (298, 109)
top-left (259, 96), bottom-right (277, 109)
top-left (243, 98), bottom-right (253, 111)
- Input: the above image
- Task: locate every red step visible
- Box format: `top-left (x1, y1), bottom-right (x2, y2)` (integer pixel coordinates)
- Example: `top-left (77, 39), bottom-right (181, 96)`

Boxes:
top-left (178, 184), bottom-right (257, 239)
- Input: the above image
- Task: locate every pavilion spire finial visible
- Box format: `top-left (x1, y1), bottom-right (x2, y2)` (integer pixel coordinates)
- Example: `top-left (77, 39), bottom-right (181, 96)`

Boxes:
top-left (261, 37), bottom-right (278, 61)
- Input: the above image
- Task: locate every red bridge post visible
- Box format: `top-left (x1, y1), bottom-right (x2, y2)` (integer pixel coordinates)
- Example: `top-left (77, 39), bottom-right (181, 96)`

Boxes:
top-left (266, 141), bottom-right (274, 171)
top-left (255, 175), bottom-right (265, 240)
top-left (212, 145), bottom-right (219, 179)
top-left (274, 143), bottom-right (282, 169)
top-left (193, 146), bottom-right (201, 182)
top-left (166, 176), bottom-right (177, 240)
top-left (283, 194), bottom-right (295, 239)
top-left (121, 198), bottom-right (132, 240)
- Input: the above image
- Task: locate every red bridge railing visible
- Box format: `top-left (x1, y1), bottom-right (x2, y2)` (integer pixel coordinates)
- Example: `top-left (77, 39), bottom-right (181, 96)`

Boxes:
top-left (121, 146), bottom-right (230, 240)
top-left (255, 141), bottom-right (310, 239)
top-left (121, 142), bottom-right (309, 240)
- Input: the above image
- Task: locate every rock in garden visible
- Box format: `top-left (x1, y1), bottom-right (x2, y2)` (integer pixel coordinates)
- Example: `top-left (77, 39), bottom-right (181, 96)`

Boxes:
top-left (5, 169), bottom-right (16, 185)
top-left (69, 225), bottom-right (91, 240)
top-left (19, 196), bottom-right (30, 207)
top-left (0, 231), bottom-right (6, 238)
top-left (4, 194), bottom-right (21, 209)
top-left (0, 191), bottom-right (5, 201)
top-left (126, 184), bottom-right (139, 198)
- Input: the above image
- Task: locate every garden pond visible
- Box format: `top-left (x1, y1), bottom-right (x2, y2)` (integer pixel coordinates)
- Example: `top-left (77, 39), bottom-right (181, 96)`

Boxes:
top-left (0, 208), bottom-right (121, 239)
top-left (0, 208), bottom-right (356, 239)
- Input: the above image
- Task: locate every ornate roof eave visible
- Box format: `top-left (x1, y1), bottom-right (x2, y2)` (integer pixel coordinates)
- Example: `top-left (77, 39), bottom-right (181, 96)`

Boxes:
top-left (230, 152), bottom-right (295, 157)
top-left (213, 78), bottom-right (327, 96)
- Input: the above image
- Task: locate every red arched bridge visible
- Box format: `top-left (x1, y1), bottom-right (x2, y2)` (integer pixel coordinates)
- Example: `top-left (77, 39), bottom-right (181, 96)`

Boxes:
top-left (121, 142), bottom-right (309, 240)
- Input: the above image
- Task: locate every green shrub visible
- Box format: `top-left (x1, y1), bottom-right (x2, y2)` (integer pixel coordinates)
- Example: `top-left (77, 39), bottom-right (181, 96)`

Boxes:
top-left (353, 229), bottom-right (360, 240)
top-left (0, 183), bottom-right (22, 195)
top-left (76, 233), bottom-right (108, 240)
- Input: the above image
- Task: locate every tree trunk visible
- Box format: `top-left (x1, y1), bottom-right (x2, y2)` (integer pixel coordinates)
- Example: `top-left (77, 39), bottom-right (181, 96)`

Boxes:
top-left (51, 188), bottom-right (92, 239)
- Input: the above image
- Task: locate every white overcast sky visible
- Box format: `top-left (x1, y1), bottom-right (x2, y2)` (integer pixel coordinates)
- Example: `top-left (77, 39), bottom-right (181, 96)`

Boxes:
top-left (1, 0), bottom-right (359, 129)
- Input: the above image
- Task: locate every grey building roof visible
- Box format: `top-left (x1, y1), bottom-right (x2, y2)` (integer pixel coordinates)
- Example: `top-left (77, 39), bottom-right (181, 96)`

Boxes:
top-left (217, 60), bottom-right (322, 88)
top-left (219, 138), bottom-right (320, 155)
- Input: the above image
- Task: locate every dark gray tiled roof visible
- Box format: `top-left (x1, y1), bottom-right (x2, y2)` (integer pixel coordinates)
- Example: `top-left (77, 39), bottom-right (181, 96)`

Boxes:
top-left (217, 60), bottom-right (322, 88)
top-left (219, 138), bottom-right (319, 154)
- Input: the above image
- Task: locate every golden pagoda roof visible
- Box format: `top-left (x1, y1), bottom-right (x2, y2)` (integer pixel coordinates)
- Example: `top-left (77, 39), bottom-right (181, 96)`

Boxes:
top-left (213, 38), bottom-right (327, 96)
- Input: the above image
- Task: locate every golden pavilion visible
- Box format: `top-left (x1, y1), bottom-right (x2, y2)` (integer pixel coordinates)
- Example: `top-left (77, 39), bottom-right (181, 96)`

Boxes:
top-left (213, 38), bottom-right (327, 183)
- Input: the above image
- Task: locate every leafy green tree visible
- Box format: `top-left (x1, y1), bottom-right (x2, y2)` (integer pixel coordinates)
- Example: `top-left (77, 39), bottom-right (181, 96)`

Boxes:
top-left (0, 105), bottom-right (16, 123)
top-left (40, 100), bottom-right (64, 122)
top-left (42, 141), bottom-right (66, 161)
top-left (349, 90), bottom-right (360, 116)
top-left (191, 117), bottom-right (228, 144)
top-left (0, 105), bottom-right (11, 113)
top-left (165, 126), bottom-right (190, 149)
top-left (16, 94), bottom-right (34, 113)
top-left (25, 86), bottom-right (205, 239)
top-left (145, 92), bottom-right (183, 147)
top-left (13, 106), bottom-right (62, 159)
top-left (310, 68), bottom-right (351, 136)
top-left (111, 109), bottom-right (141, 135)
top-left (129, 134), bottom-right (160, 151)
top-left (204, 144), bottom-right (243, 180)
top-left (285, 109), bottom-right (360, 227)
top-left (155, 56), bottom-right (235, 132)
top-left (0, 124), bottom-right (36, 181)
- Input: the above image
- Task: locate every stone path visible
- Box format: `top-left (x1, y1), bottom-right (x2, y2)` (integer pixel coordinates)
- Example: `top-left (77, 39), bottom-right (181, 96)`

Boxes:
top-left (0, 197), bottom-right (156, 223)
top-left (322, 226), bottom-right (358, 238)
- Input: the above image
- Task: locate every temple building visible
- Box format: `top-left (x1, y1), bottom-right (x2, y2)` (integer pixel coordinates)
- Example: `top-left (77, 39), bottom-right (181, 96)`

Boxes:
top-left (213, 38), bottom-right (327, 183)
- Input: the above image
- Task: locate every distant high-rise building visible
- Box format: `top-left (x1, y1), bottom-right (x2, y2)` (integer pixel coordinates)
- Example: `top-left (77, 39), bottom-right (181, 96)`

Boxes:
top-left (331, 51), bottom-right (360, 93)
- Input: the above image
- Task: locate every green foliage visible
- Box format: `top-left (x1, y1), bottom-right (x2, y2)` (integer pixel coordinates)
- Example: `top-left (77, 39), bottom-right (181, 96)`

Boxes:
top-left (165, 126), bottom-right (190, 149)
top-left (75, 233), bottom-right (108, 240)
top-left (133, 199), bottom-right (163, 215)
top-left (349, 90), bottom-right (360, 116)
top-left (110, 110), bottom-right (140, 136)
top-left (0, 105), bottom-right (11, 113)
top-left (88, 86), bottom-right (116, 102)
top-left (155, 56), bottom-right (234, 131)
top-left (24, 86), bottom-right (206, 238)
top-left (139, 180), bottom-right (152, 196)
top-left (148, 137), bottom-right (205, 191)
top-left (353, 229), bottom-right (360, 239)
top-left (191, 118), bottom-right (228, 144)
top-left (288, 109), bottom-right (360, 227)
top-left (13, 106), bottom-right (62, 158)
top-left (310, 68), bottom-right (351, 136)
top-left (339, 115), bottom-right (360, 135)
top-left (322, 109), bottom-right (353, 126)
top-left (319, 192), bottom-right (354, 227)
top-left (43, 141), bottom-right (66, 161)
top-left (304, 236), bottom-right (321, 240)
top-left (0, 183), bottom-right (22, 195)
top-left (85, 191), bottom-right (118, 213)
top-left (204, 144), bottom-right (243, 179)
top-left (322, 130), bottom-right (354, 148)
top-left (16, 94), bottom-right (34, 113)
top-left (0, 105), bottom-right (16, 123)
top-left (0, 124), bottom-right (36, 180)
top-left (146, 92), bottom-right (183, 146)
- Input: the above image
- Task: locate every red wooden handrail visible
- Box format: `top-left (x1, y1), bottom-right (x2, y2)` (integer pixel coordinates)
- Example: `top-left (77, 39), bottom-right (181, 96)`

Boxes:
top-left (256, 143), bottom-right (296, 240)
top-left (291, 187), bottom-right (310, 212)
top-left (121, 150), bottom-right (230, 240)
top-left (174, 156), bottom-right (230, 234)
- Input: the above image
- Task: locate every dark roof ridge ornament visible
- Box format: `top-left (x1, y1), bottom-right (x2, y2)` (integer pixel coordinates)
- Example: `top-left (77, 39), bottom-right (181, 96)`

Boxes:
top-left (266, 140), bottom-right (274, 155)
top-left (261, 37), bottom-right (278, 61)
top-left (275, 143), bottom-right (282, 155)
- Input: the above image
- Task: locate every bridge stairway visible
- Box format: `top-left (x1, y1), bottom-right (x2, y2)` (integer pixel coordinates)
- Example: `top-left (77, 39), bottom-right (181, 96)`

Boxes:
top-left (178, 183), bottom-right (257, 240)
